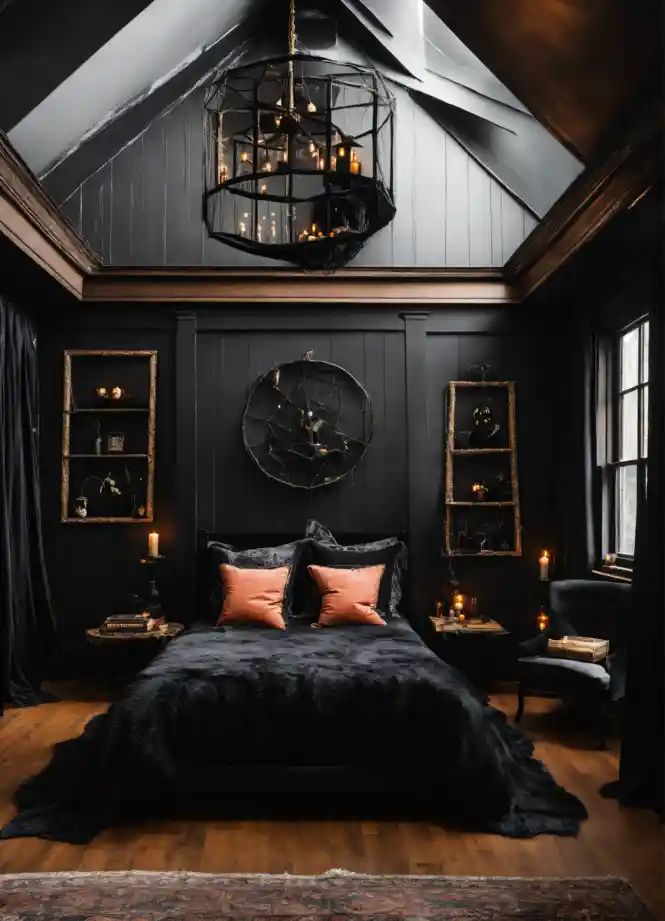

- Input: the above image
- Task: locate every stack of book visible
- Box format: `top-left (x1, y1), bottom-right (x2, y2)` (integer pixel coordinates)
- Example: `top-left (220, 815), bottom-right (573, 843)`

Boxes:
top-left (547, 636), bottom-right (609, 663)
top-left (100, 614), bottom-right (149, 634)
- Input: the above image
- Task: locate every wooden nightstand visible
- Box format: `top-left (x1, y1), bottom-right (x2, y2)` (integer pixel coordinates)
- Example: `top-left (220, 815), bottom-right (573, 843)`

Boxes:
top-left (429, 617), bottom-right (513, 689)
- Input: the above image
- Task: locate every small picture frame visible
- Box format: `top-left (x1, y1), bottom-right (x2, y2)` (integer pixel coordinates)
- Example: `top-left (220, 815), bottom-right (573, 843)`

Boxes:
top-left (106, 432), bottom-right (126, 454)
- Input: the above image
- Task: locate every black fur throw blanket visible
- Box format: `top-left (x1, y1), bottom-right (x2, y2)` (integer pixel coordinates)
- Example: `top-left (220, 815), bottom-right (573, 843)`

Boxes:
top-left (0, 622), bottom-right (586, 842)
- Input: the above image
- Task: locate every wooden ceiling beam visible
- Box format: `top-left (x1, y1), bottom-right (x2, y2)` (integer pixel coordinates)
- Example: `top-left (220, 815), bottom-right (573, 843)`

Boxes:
top-left (0, 132), bottom-right (99, 299)
top-left (82, 268), bottom-right (517, 305)
top-left (506, 104), bottom-right (663, 300)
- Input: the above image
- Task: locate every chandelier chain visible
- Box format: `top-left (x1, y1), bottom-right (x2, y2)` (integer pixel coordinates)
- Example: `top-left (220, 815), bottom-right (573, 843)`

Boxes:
top-left (288, 0), bottom-right (296, 57)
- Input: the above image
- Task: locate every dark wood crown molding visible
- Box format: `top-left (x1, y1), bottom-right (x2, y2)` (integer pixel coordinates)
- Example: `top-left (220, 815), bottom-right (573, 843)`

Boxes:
top-left (82, 267), bottom-right (516, 304)
top-left (506, 102), bottom-right (663, 299)
top-left (1, 111), bottom-right (661, 305)
top-left (0, 132), bottom-right (100, 298)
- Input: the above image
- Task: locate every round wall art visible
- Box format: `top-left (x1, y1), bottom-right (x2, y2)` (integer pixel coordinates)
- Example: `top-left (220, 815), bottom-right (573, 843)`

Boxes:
top-left (242, 352), bottom-right (373, 489)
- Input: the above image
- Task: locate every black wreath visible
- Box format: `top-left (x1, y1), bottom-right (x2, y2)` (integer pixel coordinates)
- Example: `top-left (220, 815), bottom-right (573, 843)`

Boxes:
top-left (242, 354), bottom-right (373, 489)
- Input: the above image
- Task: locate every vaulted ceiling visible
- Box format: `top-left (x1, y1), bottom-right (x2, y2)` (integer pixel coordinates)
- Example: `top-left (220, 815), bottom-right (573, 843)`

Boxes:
top-left (0, 0), bottom-right (661, 277)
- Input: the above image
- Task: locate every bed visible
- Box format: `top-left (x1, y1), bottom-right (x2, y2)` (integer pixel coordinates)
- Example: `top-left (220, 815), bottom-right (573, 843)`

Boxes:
top-left (0, 531), bottom-right (586, 843)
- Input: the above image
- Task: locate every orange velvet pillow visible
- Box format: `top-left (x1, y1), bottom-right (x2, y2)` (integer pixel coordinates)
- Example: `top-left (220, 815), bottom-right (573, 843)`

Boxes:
top-left (218, 564), bottom-right (289, 629)
top-left (307, 564), bottom-right (386, 626)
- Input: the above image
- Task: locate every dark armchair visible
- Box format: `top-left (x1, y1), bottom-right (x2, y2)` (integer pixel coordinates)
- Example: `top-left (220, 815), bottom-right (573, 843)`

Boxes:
top-left (515, 579), bottom-right (631, 747)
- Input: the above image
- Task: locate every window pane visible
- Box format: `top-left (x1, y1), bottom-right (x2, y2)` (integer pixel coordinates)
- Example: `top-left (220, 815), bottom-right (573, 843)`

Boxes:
top-left (620, 390), bottom-right (638, 460)
top-left (617, 465), bottom-right (638, 556)
top-left (621, 327), bottom-right (639, 391)
top-left (641, 321), bottom-right (649, 383)
top-left (642, 385), bottom-right (649, 457)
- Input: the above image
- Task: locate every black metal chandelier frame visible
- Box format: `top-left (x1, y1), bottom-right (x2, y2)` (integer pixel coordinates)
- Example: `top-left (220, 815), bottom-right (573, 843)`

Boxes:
top-left (203, 33), bottom-right (396, 269)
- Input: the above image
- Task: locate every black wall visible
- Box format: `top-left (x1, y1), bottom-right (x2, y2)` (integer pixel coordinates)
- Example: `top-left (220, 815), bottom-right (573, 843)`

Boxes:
top-left (38, 302), bottom-right (561, 666)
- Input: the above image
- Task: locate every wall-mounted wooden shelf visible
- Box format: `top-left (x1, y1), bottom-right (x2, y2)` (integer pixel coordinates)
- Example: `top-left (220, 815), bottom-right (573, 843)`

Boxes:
top-left (61, 350), bottom-right (157, 523)
top-left (444, 380), bottom-right (522, 557)
top-left (66, 407), bottom-right (150, 414)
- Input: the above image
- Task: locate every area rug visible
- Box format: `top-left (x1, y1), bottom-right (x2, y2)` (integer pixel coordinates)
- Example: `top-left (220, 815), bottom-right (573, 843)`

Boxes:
top-left (0, 870), bottom-right (654, 920)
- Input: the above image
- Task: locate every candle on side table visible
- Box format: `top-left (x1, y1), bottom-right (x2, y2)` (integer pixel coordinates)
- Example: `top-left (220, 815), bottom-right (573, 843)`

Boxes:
top-left (148, 532), bottom-right (160, 558)
top-left (538, 550), bottom-right (550, 580)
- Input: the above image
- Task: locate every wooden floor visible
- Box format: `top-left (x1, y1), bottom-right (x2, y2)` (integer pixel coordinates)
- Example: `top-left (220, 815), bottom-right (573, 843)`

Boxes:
top-left (0, 686), bottom-right (663, 918)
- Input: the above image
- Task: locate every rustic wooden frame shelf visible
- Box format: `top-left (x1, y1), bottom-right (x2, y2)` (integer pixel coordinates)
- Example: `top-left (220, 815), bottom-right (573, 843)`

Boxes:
top-left (60, 349), bottom-right (157, 523)
top-left (66, 407), bottom-right (150, 414)
top-left (444, 380), bottom-right (522, 557)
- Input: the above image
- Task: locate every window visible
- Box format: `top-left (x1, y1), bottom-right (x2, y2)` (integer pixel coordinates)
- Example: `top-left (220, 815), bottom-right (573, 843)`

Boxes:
top-left (601, 317), bottom-right (649, 562)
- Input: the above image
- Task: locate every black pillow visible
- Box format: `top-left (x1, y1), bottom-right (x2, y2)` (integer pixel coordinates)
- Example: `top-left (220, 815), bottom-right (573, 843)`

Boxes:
top-left (296, 539), bottom-right (407, 620)
top-left (301, 521), bottom-right (407, 618)
top-left (207, 539), bottom-right (305, 622)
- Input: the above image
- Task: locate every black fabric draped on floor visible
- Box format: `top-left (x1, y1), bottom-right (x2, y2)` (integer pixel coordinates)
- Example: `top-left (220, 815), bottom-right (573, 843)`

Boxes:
top-left (0, 297), bottom-right (56, 715)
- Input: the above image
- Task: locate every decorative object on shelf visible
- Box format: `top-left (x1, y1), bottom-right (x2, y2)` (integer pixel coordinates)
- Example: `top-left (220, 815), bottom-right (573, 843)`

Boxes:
top-left (202, 0), bottom-right (395, 270)
top-left (537, 608), bottom-right (549, 632)
top-left (243, 351), bottom-right (372, 490)
top-left (539, 549), bottom-right (551, 580)
top-left (61, 350), bottom-right (157, 523)
top-left (468, 401), bottom-right (501, 447)
top-left (106, 432), bottom-right (126, 454)
top-left (471, 480), bottom-right (489, 501)
top-left (94, 419), bottom-right (102, 455)
top-left (444, 381), bottom-right (522, 557)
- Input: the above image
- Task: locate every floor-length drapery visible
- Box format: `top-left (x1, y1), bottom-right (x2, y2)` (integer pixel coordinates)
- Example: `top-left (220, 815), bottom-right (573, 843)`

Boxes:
top-left (602, 262), bottom-right (664, 815)
top-left (0, 296), bottom-right (56, 715)
top-left (556, 310), bottom-right (599, 576)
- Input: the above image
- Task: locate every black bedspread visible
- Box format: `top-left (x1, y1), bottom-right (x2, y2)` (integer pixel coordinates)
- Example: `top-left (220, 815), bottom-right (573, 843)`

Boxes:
top-left (0, 621), bottom-right (586, 842)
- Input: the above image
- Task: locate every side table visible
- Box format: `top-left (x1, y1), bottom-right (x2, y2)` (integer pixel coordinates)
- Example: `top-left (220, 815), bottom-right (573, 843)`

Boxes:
top-left (429, 617), bottom-right (513, 689)
top-left (85, 622), bottom-right (185, 683)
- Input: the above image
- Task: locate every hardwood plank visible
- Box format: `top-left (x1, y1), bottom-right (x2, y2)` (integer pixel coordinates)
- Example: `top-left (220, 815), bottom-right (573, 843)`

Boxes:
top-left (0, 690), bottom-right (662, 919)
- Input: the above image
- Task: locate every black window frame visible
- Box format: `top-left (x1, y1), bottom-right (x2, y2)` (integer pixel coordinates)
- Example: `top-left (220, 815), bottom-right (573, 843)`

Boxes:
top-left (599, 315), bottom-right (649, 569)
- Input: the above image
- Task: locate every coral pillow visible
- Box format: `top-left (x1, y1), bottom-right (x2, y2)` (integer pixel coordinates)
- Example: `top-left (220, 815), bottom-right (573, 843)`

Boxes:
top-left (307, 564), bottom-right (386, 626)
top-left (218, 564), bottom-right (289, 629)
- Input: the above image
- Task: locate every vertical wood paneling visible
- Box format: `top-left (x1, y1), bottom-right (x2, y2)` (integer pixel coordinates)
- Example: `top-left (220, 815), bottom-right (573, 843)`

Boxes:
top-left (109, 143), bottom-right (135, 264)
top-left (413, 104), bottom-right (446, 266)
top-left (444, 133), bottom-right (470, 266)
top-left (139, 121), bottom-right (168, 264)
top-left (501, 189), bottom-right (527, 264)
top-left (67, 82), bottom-right (538, 268)
top-left (468, 159), bottom-right (492, 266)
top-left (195, 329), bottom-right (407, 537)
top-left (489, 179), bottom-right (503, 266)
top-left (81, 163), bottom-right (111, 263)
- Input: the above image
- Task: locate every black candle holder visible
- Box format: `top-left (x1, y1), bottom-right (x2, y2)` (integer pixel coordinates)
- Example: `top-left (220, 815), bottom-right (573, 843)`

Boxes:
top-left (140, 554), bottom-right (165, 617)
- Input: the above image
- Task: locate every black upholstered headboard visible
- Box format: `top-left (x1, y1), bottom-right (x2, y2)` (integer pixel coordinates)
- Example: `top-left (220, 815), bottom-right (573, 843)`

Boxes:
top-left (196, 529), bottom-right (409, 622)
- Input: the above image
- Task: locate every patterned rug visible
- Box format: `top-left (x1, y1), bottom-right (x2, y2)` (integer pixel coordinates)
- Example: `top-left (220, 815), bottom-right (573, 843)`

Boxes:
top-left (0, 870), bottom-right (654, 920)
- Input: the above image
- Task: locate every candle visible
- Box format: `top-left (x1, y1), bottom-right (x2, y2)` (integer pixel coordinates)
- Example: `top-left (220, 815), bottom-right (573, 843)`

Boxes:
top-left (148, 532), bottom-right (159, 558)
top-left (538, 550), bottom-right (550, 581)
top-left (350, 158), bottom-right (361, 176)
top-left (537, 609), bottom-right (549, 632)
top-left (453, 592), bottom-right (464, 619)
top-left (307, 100), bottom-right (317, 113)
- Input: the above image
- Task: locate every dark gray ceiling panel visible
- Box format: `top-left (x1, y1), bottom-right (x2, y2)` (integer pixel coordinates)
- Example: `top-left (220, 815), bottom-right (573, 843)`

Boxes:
top-left (413, 91), bottom-right (582, 218)
top-left (0, 0), bottom-right (155, 130)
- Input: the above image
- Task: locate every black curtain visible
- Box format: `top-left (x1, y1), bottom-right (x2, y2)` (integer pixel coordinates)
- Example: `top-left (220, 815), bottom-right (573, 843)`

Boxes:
top-left (557, 308), bottom-right (599, 576)
top-left (605, 266), bottom-right (664, 815)
top-left (0, 296), bottom-right (56, 715)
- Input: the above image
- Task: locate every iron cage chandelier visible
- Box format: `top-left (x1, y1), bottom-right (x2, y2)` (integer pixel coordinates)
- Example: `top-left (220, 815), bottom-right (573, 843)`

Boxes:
top-left (203, 0), bottom-right (396, 270)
